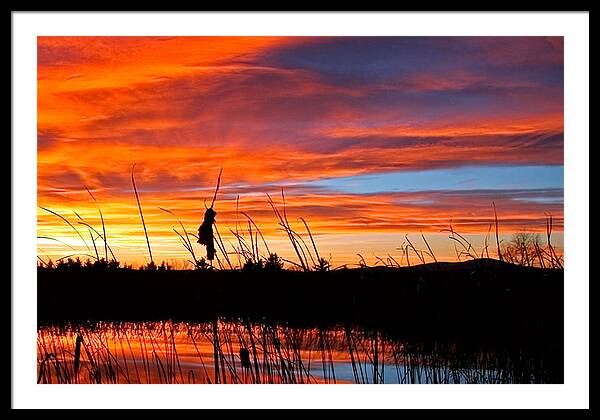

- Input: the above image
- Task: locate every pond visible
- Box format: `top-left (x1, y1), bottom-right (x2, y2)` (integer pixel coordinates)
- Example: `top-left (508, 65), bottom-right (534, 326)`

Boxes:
top-left (37, 320), bottom-right (559, 384)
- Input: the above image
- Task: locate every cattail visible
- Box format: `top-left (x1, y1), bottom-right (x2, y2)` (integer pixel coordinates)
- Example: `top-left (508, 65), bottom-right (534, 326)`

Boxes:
top-left (73, 333), bottom-right (83, 378)
top-left (239, 347), bottom-right (251, 369)
top-left (198, 168), bottom-right (222, 262)
top-left (198, 208), bottom-right (217, 260)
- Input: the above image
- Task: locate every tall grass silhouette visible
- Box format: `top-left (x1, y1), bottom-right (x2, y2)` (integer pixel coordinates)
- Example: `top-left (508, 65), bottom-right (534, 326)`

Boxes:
top-left (131, 163), bottom-right (154, 268)
top-left (38, 166), bottom-right (563, 270)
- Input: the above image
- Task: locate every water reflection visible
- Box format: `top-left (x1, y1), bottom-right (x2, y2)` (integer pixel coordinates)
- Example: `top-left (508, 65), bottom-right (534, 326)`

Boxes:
top-left (37, 320), bottom-right (557, 384)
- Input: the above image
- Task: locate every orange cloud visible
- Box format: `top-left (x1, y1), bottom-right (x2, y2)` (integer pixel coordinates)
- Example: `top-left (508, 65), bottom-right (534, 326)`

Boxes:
top-left (37, 37), bottom-right (563, 267)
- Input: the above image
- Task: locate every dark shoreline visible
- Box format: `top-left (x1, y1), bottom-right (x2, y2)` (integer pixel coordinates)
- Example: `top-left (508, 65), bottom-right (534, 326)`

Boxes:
top-left (38, 259), bottom-right (563, 340)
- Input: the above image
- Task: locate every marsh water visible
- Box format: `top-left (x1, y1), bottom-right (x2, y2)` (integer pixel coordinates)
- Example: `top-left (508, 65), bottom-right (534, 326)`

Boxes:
top-left (37, 320), bottom-right (559, 384)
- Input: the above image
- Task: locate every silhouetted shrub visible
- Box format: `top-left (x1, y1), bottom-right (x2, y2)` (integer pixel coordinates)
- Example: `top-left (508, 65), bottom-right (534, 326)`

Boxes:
top-left (314, 257), bottom-right (331, 272)
top-left (243, 258), bottom-right (264, 271)
top-left (264, 253), bottom-right (284, 271)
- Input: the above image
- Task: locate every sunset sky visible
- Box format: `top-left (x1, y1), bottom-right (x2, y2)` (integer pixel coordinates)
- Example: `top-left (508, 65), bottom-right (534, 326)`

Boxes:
top-left (37, 36), bottom-right (564, 268)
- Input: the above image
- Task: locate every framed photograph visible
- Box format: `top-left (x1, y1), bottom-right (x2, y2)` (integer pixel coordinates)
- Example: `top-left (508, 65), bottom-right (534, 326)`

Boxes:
top-left (12, 11), bottom-right (589, 409)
